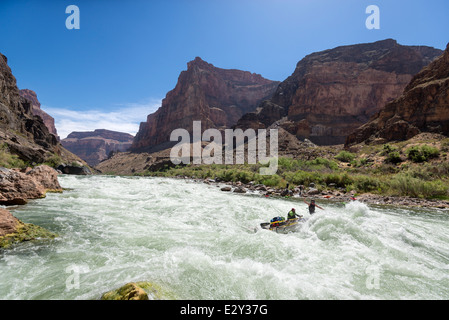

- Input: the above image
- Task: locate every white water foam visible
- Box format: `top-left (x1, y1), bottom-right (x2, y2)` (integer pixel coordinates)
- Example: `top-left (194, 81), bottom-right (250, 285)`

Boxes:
top-left (1, 176), bottom-right (448, 299)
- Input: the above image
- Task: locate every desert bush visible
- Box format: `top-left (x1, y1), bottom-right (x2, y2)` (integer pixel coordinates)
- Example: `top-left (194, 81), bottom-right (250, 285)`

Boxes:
top-left (0, 143), bottom-right (27, 169)
top-left (43, 154), bottom-right (63, 168)
top-left (406, 145), bottom-right (440, 163)
top-left (335, 151), bottom-right (356, 163)
top-left (385, 151), bottom-right (403, 164)
top-left (388, 173), bottom-right (448, 198)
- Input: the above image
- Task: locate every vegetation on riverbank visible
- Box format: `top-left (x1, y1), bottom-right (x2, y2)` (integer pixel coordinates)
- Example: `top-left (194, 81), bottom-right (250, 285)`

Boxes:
top-left (0, 220), bottom-right (58, 249)
top-left (0, 143), bottom-right (28, 169)
top-left (142, 136), bottom-right (449, 201)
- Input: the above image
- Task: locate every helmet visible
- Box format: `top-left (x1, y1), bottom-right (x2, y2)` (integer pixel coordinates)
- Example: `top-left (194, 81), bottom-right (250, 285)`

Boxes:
top-left (292, 208), bottom-right (295, 211)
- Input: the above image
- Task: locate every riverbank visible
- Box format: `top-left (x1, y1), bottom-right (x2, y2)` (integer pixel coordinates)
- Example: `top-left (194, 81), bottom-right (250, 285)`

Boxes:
top-left (136, 134), bottom-right (449, 210)
top-left (164, 175), bottom-right (449, 210)
top-left (0, 165), bottom-right (62, 248)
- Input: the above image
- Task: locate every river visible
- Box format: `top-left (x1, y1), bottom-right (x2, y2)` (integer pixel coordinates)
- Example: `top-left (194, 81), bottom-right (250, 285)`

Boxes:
top-left (1, 175), bottom-right (449, 299)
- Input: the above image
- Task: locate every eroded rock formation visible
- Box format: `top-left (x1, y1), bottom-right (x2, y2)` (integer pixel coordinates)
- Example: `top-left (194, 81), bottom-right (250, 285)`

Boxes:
top-left (0, 52), bottom-right (83, 165)
top-left (236, 39), bottom-right (443, 145)
top-left (61, 129), bottom-right (134, 166)
top-left (131, 57), bottom-right (279, 151)
top-left (0, 165), bottom-right (62, 205)
top-left (346, 42), bottom-right (449, 145)
top-left (19, 89), bottom-right (59, 139)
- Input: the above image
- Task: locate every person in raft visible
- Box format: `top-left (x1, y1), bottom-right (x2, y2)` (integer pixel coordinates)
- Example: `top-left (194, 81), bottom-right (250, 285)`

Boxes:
top-left (287, 208), bottom-right (302, 220)
top-left (303, 199), bottom-right (324, 215)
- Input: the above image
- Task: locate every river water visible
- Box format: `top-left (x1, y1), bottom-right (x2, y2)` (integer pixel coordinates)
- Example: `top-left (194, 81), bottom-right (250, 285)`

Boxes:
top-left (1, 175), bottom-right (449, 300)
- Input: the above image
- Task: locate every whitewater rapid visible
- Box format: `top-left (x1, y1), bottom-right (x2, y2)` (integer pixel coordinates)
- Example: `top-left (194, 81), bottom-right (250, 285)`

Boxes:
top-left (1, 175), bottom-right (448, 299)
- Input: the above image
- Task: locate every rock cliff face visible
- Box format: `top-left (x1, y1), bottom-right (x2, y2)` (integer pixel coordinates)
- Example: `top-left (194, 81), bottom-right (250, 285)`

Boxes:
top-left (236, 39), bottom-right (443, 145)
top-left (0, 52), bottom-right (83, 165)
top-left (346, 42), bottom-right (449, 145)
top-left (0, 53), bottom-right (59, 161)
top-left (19, 89), bottom-right (59, 139)
top-left (131, 57), bottom-right (279, 151)
top-left (61, 129), bottom-right (134, 166)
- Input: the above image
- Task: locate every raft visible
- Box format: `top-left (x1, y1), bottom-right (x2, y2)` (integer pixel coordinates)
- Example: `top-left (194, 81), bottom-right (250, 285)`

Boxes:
top-left (260, 217), bottom-right (305, 234)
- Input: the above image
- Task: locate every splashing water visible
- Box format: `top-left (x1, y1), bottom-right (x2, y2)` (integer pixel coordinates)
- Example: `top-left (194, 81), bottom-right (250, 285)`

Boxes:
top-left (1, 175), bottom-right (448, 299)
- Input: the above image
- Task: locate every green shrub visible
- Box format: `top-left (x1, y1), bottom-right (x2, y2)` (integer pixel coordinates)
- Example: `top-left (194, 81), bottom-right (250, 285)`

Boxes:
top-left (388, 173), bottom-right (448, 198)
top-left (335, 151), bottom-right (356, 163)
top-left (259, 174), bottom-right (283, 187)
top-left (307, 157), bottom-right (339, 170)
top-left (353, 176), bottom-right (383, 193)
top-left (0, 143), bottom-right (27, 169)
top-left (381, 144), bottom-right (398, 155)
top-left (385, 151), bottom-right (402, 164)
top-left (43, 154), bottom-right (63, 168)
top-left (283, 170), bottom-right (317, 186)
top-left (406, 145), bottom-right (440, 163)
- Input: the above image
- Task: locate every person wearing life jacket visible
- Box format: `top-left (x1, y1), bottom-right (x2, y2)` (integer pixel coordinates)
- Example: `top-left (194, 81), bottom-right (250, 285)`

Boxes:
top-left (287, 208), bottom-right (300, 220)
top-left (303, 199), bottom-right (324, 215)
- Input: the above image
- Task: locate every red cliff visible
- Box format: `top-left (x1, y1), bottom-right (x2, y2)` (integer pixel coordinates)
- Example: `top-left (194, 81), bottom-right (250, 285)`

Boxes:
top-left (346, 42), bottom-right (449, 145)
top-left (61, 129), bottom-right (134, 166)
top-left (236, 39), bottom-right (443, 145)
top-left (19, 89), bottom-right (59, 140)
top-left (131, 57), bottom-right (279, 151)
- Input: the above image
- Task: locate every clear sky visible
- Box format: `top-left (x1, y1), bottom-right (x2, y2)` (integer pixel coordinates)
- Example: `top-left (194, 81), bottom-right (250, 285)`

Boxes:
top-left (1, 0), bottom-right (448, 138)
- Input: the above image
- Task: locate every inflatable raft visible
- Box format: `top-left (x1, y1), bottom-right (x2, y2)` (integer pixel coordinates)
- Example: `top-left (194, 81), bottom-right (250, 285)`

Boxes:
top-left (260, 217), bottom-right (305, 234)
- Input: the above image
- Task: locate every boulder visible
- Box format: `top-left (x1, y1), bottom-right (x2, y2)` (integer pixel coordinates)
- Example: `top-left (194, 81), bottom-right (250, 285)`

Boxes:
top-left (26, 165), bottom-right (61, 190)
top-left (57, 163), bottom-right (92, 175)
top-left (0, 165), bottom-right (62, 205)
top-left (307, 188), bottom-right (320, 195)
top-left (0, 208), bottom-right (19, 237)
top-left (0, 208), bottom-right (57, 248)
top-left (100, 281), bottom-right (175, 300)
top-left (101, 282), bottom-right (149, 300)
top-left (233, 186), bottom-right (247, 193)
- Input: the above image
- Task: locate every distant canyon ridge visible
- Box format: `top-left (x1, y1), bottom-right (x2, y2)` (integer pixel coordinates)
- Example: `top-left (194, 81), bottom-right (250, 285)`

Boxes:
top-left (61, 130), bottom-right (134, 167)
top-left (17, 39), bottom-right (447, 170)
top-left (131, 39), bottom-right (442, 152)
top-left (235, 39), bottom-right (443, 145)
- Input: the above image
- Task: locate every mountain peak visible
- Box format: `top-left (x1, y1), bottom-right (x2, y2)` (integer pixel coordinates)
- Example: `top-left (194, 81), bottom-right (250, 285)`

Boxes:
top-left (187, 56), bottom-right (213, 70)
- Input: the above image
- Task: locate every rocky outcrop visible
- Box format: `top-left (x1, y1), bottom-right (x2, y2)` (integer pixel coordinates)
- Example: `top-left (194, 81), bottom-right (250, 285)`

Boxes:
top-left (131, 57), bottom-right (279, 151)
top-left (61, 129), bottom-right (134, 166)
top-left (0, 164), bottom-right (60, 248)
top-left (0, 52), bottom-right (85, 165)
top-left (0, 165), bottom-right (62, 205)
top-left (0, 207), bottom-right (57, 248)
top-left (0, 208), bottom-right (19, 237)
top-left (236, 39), bottom-right (443, 145)
top-left (19, 89), bottom-right (59, 139)
top-left (57, 162), bottom-right (92, 175)
top-left (346, 42), bottom-right (449, 145)
top-left (100, 281), bottom-right (175, 300)
top-left (0, 54), bottom-right (58, 159)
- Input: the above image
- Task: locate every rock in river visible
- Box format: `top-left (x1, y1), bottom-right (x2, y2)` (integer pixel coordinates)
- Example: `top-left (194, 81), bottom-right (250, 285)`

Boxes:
top-left (0, 165), bottom-right (62, 205)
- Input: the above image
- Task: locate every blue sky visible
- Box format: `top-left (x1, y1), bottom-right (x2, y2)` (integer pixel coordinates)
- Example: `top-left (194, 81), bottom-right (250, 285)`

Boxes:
top-left (1, 0), bottom-right (448, 138)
